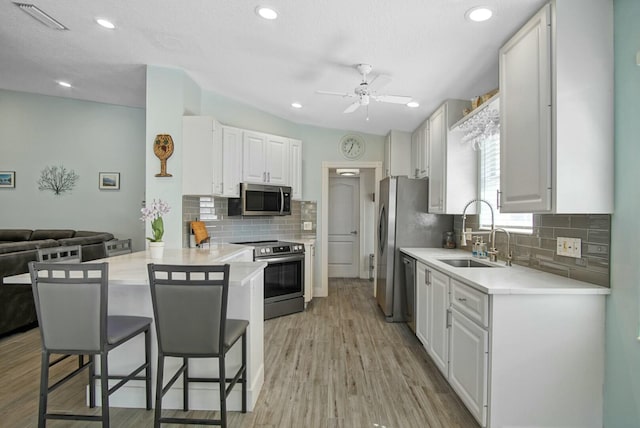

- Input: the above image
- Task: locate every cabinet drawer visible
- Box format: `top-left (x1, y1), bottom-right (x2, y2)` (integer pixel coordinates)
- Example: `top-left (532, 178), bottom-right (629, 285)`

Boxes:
top-left (450, 279), bottom-right (489, 328)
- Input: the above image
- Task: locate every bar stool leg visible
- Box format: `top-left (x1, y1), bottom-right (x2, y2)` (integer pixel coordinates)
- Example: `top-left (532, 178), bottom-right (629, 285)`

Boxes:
top-left (100, 353), bottom-right (110, 428)
top-left (242, 332), bottom-right (247, 413)
top-left (219, 356), bottom-right (227, 428)
top-left (154, 354), bottom-right (164, 428)
top-left (89, 354), bottom-right (96, 408)
top-left (183, 357), bottom-right (189, 411)
top-left (38, 351), bottom-right (50, 428)
top-left (145, 328), bottom-right (152, 410)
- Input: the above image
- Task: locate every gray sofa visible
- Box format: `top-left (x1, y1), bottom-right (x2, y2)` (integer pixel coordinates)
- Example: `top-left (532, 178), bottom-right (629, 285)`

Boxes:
top-left (0, 229), bottom-right (114, 337)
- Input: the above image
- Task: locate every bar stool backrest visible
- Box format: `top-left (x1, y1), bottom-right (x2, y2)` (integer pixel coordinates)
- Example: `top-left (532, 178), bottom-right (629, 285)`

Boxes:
top-left (28, 262), bottom-right (107, 353)
top-left (104, 239), bottom-right (133, 257)
top-left (148, 264), bottom-right (230, 357)
top-left (37, 245), bottom-right (82, 263)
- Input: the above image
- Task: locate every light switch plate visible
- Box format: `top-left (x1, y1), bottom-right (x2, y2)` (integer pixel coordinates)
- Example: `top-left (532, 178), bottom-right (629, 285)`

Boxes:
top-left (557, 237), bottom-right (582, 258)
top-left (303, 221), bottom-right (313, 231)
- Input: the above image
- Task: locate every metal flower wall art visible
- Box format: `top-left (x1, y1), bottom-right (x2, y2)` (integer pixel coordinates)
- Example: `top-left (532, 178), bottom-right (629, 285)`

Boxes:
top-left (37, 165), bottom-right (79, 195)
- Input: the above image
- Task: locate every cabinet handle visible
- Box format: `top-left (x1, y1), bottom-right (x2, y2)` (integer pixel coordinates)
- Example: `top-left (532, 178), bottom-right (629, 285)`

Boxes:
top-left (425, 269), bottom-right (431, 285)
top-left (267, 172), bottom-right (271, 182)
top-left (457, 297), bottom-right (467, 302)
top-left (263, 172), bottom-right (266, 182)
top-left (496, 189), bottom-right (502, 210)
top-left (446, 309), bottom-right (452, 328)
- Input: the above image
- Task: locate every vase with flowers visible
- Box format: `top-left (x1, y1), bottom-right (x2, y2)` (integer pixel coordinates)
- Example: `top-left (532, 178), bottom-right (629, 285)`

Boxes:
top-left (141, 198), bottom-right (171, 258)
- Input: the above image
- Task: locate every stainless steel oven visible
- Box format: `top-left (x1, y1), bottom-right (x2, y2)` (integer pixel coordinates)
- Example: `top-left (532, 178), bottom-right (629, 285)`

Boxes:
top-left (233, 240), bottom-right (305, 319)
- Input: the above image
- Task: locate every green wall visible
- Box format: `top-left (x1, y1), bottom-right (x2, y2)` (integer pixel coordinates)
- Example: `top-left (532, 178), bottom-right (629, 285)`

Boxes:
top-left (604, 0), bottom-right (640, 425)
top-left (0, 89), bottom-right (146, 249)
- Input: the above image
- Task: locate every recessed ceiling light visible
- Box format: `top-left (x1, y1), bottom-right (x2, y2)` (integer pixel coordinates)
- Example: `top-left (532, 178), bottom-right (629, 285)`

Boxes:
top-left (466, 7), bottom-right (493, 22)
top-left (96, 18), bottom-right (115, 29)
top-left (291, 102), bottom-right (302, 109)
top-left (407, 101), bottom-right (420, 108)
top-left (256, 6), bottom-right (278, 20)
top-left (58, 81), bottom-right (72, 88)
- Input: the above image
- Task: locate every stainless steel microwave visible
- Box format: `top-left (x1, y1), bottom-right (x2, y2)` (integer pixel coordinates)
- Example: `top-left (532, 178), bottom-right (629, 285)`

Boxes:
top-left (228, 183), bottom-right (292, 216)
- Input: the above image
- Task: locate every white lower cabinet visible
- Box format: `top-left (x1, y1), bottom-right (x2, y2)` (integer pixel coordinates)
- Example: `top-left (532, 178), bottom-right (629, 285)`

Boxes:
top-left (412, 262), bottom-right (605, 428)
top-left (449, 307), bottom-right (489, 427)
top-left (303, 241), bottom-right (314, 304)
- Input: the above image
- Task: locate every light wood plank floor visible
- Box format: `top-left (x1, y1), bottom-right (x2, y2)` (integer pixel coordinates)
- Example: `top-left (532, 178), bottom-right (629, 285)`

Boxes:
top-left (0, 278), bottom-right (478, 427)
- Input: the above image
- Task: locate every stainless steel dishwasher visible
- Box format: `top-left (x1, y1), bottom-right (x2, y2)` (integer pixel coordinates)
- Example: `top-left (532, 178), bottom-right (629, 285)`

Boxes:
top-left (401, 254), bottom-right (417, 333)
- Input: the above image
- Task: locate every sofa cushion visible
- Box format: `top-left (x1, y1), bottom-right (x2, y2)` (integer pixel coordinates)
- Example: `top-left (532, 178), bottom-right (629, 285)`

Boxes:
top-left (30, 229), bottom-right (75, 240)
top-left (59, 233), bottom-right (114, 247)
top-left (0, 239), bottom-right (58, 256)
top-left (0, 229), bottom-right (33, 242)
top-left (74, 231), bottom-right (114, 238)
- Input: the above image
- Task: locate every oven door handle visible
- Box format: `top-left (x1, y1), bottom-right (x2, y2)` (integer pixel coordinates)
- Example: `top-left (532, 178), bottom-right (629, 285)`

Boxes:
top-left (258, 254), bottom-right (305, 263)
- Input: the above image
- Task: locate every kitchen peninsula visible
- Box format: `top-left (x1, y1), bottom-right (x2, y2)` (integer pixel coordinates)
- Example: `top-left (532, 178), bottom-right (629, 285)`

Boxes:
top-left (8, 244), bottom-right (266, 412)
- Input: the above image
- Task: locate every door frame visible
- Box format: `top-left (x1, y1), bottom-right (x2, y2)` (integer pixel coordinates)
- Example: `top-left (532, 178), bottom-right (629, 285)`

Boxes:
top-left (319, 161), bottom-right (382, 297)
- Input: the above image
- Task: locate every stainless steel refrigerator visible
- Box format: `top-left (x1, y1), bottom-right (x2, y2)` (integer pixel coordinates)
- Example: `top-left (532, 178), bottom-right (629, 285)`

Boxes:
top-left (376, 176), bottom-right (452, 323)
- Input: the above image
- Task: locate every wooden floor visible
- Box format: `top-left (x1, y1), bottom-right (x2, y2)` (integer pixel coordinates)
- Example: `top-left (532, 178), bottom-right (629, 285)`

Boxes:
top-left (0, 278), bottom-right (478, 427)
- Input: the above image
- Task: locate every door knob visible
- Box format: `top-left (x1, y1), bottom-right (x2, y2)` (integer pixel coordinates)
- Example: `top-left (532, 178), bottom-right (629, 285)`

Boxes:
top-left (350, 230), bottom-right (358, 235)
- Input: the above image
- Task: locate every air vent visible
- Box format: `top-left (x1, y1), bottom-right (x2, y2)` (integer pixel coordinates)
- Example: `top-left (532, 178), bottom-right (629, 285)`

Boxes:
top-left (14, 3), bottom-right (68, 30)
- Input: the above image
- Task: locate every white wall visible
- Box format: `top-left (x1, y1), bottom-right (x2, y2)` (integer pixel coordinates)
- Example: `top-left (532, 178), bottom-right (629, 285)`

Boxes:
top-left (0, 89), bottom-right (146, 249)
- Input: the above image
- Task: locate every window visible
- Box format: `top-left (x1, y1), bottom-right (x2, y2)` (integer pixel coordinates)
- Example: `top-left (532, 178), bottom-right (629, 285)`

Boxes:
top-left (478, 134), bottom-right (532, 232)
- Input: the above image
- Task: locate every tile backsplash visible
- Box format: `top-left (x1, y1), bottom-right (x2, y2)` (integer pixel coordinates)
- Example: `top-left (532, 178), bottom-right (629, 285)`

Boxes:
top-left (182, 196), bottom-right (317, 246)
top-left (453, 214), bottom-right (611, 287)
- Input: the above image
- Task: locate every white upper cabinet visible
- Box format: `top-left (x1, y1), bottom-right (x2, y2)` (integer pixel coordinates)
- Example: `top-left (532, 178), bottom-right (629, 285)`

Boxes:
top-left (411, 120), bottom-right (429, 179)
top-left (182, 116), bottom-right (220, 195)
top-left (220, 126), bottom-right (243, 197)
top-left (427, 99), bottom-right (474, 214)
top-left (499, 0), bottom-right (613, 213)
top-left (290, 139), bottom-right (303, 200)
top-left (243, 131), bottom-right (290, 185)
top-left (383, 130), bottom-right (411, 177)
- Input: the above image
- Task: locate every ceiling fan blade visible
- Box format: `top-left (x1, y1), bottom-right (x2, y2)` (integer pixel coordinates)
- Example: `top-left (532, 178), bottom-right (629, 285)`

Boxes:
top-left (373, 94), bottom-right (413, 104)
top-left (343, 101), bottom-right (361, 113)
top-left (368, 74), bottom-right (392, 91)
top-left (316, 90), bottom-right (354, 97)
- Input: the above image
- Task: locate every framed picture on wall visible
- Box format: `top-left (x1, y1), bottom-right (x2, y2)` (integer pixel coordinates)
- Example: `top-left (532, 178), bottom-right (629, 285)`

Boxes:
top-left (99, 172), bottom-right (120, 190)
top-left (0, 171), bottom-right (15, 188)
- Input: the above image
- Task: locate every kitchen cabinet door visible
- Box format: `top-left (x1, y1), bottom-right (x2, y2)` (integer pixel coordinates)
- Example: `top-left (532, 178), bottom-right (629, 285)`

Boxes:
top-left (499, 4), bottom-right (551, 213)
top-left (242, 131), bottom-right (290, 185)
top-left (383, 130), bottom-right (411, 178)
top-left (289, 139), bottom-right (302, 200)
top-left (264, 134), bottom-right (289, 185)
top-left (411, 121), bottom-right (429, 179)
top-left (428, 105), bottom-right (446, 213)
top-left (182, 116), bottom-right (219, 195)
top-left (428, 268), bottom-right (449, 377)
top-left (449, 307), bottom-right (488, 427)
top-left (499, 0), bottom-right (613, 213)
top-left (220, 126), bottom-right (243, 197)
top-left (415, 262), bottom-right (430, 348)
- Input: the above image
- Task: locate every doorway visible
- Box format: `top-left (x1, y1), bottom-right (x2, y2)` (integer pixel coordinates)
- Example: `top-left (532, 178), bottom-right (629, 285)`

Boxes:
top-left (328, 175), bottom-right (360, 278)
top-left (319, 161), bottom-right (382, 297)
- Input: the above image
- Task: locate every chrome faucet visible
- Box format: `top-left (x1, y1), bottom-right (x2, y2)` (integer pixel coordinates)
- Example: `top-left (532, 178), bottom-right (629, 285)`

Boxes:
top-left (460, 199), bottom-right (495, 248)
top-left (490, 228), bottom-right (513, 266)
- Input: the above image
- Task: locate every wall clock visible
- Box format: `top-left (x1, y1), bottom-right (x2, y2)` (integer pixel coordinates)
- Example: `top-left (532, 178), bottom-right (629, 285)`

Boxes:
top-left (339, 134), bottom-right (365, 160)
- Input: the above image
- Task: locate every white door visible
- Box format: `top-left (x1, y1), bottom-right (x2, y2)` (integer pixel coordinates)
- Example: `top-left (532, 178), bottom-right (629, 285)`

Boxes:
top-left (243, 131), bottom-right (267, 183)
top-left (264, 135), bottom-right (289, 185)
top-left (328, 177), bottom-right (360, 278)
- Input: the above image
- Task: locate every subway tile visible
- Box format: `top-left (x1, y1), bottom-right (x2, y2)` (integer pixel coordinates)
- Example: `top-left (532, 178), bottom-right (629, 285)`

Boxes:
top-left (540, 215), bottom-right (571, 228)
top-left (570, 268), bottom-right (609, 287)
top-left (587, 230), bottom-right (610, 245)
top-left (553, 228), bottom-right (588, 240)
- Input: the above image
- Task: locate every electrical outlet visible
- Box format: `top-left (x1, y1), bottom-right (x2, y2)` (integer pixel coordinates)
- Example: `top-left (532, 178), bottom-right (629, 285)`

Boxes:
top-left (557, 237), bottom-right (582, 258)
top-left (303, 221), bottom-right (313, 231)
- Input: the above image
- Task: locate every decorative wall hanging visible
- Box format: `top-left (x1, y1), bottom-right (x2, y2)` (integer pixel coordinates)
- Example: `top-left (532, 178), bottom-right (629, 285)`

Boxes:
top-left (37, 165), bottom-right (78, 195)
top-left (99, 172), bottom-right (120, 190)
top-left (0, 171), bottom-right (15, 188)
top-left (153, 134), bottom-right (174, 177)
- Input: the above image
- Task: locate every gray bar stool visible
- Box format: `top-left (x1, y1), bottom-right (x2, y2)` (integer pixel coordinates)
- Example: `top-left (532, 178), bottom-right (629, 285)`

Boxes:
top-left (29, 262), bottom-right (152, 427)
top-left (103, 239), bottom-right (133, 257)
top-left (147, 263), bottom-right (248, 428)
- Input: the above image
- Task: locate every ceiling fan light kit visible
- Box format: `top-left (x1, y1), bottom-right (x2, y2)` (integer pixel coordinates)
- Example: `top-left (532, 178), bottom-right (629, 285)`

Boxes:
top-left (316, 63), bottom-right (413, 119)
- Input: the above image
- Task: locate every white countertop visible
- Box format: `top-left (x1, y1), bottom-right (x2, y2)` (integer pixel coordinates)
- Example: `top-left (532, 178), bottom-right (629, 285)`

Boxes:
top-left (400, 247), bottom-right (610, 295)
top-left (7, 245), bottom-right (265, 286)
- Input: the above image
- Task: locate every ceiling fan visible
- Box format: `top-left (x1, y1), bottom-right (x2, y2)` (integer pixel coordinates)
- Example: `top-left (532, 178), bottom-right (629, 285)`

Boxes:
top-left (316, 64), bottom-right (413, 118)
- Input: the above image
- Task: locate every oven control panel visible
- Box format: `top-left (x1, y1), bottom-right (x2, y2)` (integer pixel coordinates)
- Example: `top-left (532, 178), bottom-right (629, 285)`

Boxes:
top-left (256, 243), bottom-right (304, 256)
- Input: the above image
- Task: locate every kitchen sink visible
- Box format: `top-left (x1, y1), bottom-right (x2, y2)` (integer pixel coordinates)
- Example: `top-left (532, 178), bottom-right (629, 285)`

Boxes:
top-left (438, 258), bottom-right (499, 268)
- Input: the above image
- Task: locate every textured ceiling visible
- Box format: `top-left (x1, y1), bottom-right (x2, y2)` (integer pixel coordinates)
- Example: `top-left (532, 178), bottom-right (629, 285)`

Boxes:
top-left (0, 0), bottom-right (546, 135)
